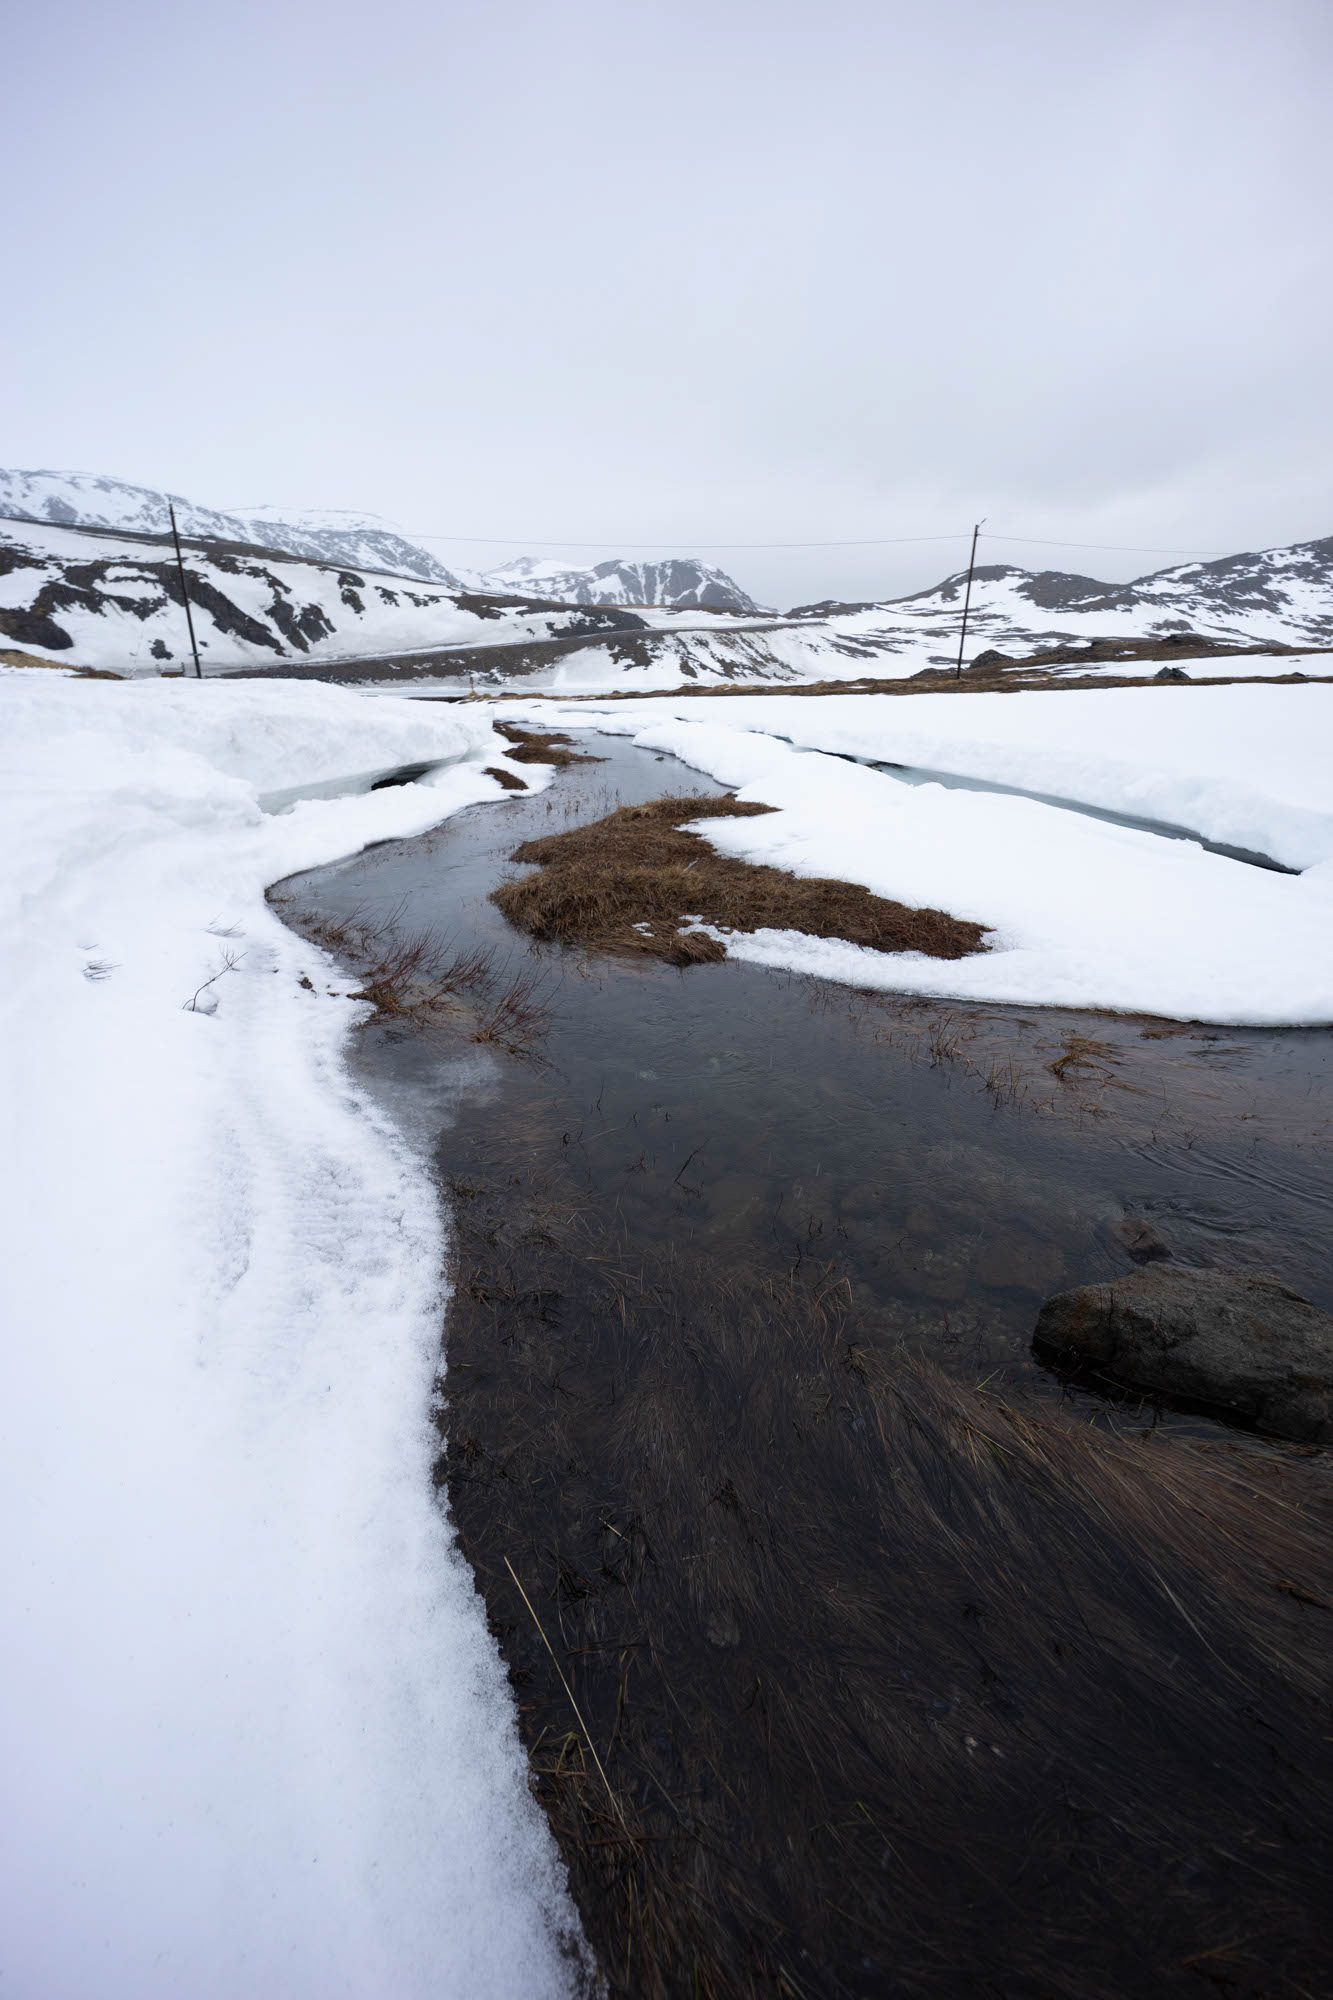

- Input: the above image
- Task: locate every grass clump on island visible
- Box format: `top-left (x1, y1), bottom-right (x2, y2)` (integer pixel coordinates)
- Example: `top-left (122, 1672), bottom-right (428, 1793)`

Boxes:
top-left (491, 793), bottom-right (990, 967)
top-left (492, 720), bottom-right (605, 767)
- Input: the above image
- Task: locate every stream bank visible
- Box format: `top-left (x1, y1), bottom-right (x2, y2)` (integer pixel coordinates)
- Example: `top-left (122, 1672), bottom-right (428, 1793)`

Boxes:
top-left (273, 732), bottom-right (1333, 1999)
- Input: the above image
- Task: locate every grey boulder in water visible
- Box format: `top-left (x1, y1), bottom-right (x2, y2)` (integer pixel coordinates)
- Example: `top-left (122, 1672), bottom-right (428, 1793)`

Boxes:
top-left (1033, 1266), bottom-right (1333, 1443)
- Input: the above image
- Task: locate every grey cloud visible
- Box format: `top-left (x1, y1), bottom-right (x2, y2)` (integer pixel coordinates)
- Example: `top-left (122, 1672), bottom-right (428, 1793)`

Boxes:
top-left (2, 0), bottom-right (1328, 609)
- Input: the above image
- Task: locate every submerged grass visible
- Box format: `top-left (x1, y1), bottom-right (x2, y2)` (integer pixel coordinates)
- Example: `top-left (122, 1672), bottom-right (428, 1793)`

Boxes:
top-left (491, 794), bottom-right (990, 969)
top-left (441, 1159), bottom-right (1333, 2000)
top-left (266, 892), bottom-right (552, 1054)
top-left (1049, 1031), bottom-right (1121, 1083)
top-left (469, 960), bottom-right (556, 1054)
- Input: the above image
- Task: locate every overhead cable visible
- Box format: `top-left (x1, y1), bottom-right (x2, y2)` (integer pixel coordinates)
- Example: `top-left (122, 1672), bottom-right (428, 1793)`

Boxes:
top-left (982, 532), bottom-right (1229, 556)
top-left (393, 530), bottom-right (974, 550)
top-left (0, 507), bottom-right (1250, 560)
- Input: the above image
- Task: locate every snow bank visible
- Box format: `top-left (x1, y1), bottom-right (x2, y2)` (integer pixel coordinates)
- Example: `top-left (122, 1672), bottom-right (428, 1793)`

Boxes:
top-left (0, 675), bottom-right (588, 1997)
top-left (514, 683), bottom-right (1333, 871)
top-left (31, 669), bottom-right (495, 788)
top-left (707, 682), bottom-right (1333, 870)
top-left (498, 698), bottom-right (1333, 1024)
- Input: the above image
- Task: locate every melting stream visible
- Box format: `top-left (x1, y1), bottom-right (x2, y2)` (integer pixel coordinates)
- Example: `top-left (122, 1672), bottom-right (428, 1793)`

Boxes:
top-left (280, 729), bottom-right (1332, 1371)
top-left (274, 730), bottom-right (1333, 1998)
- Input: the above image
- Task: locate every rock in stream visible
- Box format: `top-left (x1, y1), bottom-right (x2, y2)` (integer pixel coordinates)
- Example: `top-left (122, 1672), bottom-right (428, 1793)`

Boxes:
top-left (1033, 1266), bottom-right (1333, 1443)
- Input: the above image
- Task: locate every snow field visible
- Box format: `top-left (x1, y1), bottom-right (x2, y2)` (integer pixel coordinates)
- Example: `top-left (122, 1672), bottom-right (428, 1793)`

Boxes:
top-left (0, 676), bottom-right (588, 1997)
top-left (496, 689), bottom-right (1333, 1024)
top-left (471, 626), bottom-right (1330, 701)
top-left (531, 623), bottom-right (894, 693)
top-left (548, 683), bottom-right (1333, 870)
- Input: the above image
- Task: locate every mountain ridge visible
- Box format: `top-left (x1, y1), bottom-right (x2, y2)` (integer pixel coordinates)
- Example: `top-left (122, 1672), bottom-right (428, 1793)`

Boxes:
top-left (0, 469), bottom-right (467, 590)
top-left (0, 471), bottom-right (761, 612)
top-left (8, 469), bottom-right (1327, 643)
top-left (795, 535), bottom-right (1333, 631)
top-left (478, 554), bottom-right (763, 614)
top-left (3, 465), bottom-right (1331, 683)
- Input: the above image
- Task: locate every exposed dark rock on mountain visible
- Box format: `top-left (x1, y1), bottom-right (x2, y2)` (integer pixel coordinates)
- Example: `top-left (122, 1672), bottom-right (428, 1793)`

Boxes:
top-left (0, 472), bottom-right (765, 612)
top-left (785, 598), bottom-right (880, 618)
top-left (4, 465), bottom-right (1332, 680)
top-left (975, 633), bottom-right (1307, 671)
top-left (855, 538), bottom-right (1333, 646)
top-left (450, 592), bottom-right (647, 634)
top-left (479, 554), bottom-right (760, 613)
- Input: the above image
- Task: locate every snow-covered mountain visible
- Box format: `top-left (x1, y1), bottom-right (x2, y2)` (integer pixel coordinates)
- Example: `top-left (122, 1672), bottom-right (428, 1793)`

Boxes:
top-left (3, 462), bottom-right (1330, 688)
top-left (566, 535), bottom-right (1333, 688)
top-left (0, 471), bottom-right (760, 610)
top-left (0, 470), bottom-right (465, 587)
top-left (0, 516), bottom-right (661, 674)
top-left (790, 538), bottom-right (1333, 657)
top-left (480, 555), bottom-right (761, 613)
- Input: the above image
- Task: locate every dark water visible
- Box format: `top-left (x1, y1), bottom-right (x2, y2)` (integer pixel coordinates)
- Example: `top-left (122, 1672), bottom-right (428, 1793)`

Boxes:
top-left (274, 732), bottom-right (1333, 1999)
top-left (277, 729), bottom-right (1333, 1421)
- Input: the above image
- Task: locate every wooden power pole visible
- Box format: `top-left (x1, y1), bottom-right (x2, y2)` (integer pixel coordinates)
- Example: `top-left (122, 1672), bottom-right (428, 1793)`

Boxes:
top-left (955, 518), bottom-right (985, 677)
top-left (167, 501), bottom-right (203, 679)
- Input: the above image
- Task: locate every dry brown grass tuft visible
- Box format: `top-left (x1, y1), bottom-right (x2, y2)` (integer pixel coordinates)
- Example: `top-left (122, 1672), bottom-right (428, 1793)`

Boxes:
top-left (927, 1009), bottom-right (974, 1065)
top-left (491, 794), bottom-right (990, 968)
top-left (471, 647), bottom-right (1333, 708)
top-left (270, 891), bottom-right (555, 1057)
top-left (277, 900), bottom-right (497, 1020)
top-left (348, 934), bottom-right (497, 1020)
top-left (493, 721), bottom-right (607, 768)
top-left (1049, 1031), bottom-right (1120, 1083)
top-left (484, 764), bottom-right (529, 791)
top-left (0, 648), bottom-right (125, 679)
top-left (469, 961), bottom-right (554, 1055)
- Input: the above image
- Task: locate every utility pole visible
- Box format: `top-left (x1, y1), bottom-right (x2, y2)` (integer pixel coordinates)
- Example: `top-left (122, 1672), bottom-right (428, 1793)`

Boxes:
top-left (955, 518), bottom-right (985, 678)
top-left (167, 501), bottom-right (203, 679)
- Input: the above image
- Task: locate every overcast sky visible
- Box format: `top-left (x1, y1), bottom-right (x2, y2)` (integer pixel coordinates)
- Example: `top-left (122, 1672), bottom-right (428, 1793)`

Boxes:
top-left (4, 0), bottom-right (1330, 605)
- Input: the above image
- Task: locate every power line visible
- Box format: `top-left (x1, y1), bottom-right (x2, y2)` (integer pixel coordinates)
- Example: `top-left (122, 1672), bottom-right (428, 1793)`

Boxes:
top-left (231, 521), bottom-right (1234, 557)
top-left (213, 508), bottom-right (975, 552)
top-left (982, 531), bottom-right (1230, 557)
top-left (7, 506), bottom-right (973, 553)
top-left (0, 506), bottom-right (1251, 561)
top-left (268, 523), bottom-right (1233, 558)
top-left (390, 530), bottom-right (975, 551)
